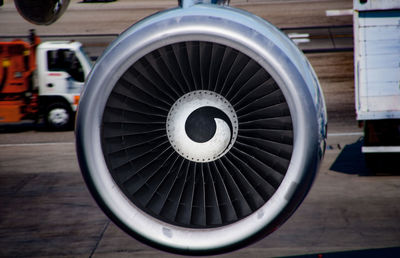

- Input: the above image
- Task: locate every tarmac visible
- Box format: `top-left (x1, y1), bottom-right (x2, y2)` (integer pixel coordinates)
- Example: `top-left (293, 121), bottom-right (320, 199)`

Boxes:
top-left (0, 0), bottom-right (399, 257)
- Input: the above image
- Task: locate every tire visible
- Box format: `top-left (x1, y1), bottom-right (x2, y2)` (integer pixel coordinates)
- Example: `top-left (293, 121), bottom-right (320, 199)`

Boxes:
top-left (45, 102), bottom-right (73, 130)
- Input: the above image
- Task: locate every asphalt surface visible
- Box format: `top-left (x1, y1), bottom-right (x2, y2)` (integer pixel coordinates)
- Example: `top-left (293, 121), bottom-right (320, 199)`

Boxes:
top-left (1, 0), bottom-right (399, 257)
top-left (0, 0), bottom-right (353, 35)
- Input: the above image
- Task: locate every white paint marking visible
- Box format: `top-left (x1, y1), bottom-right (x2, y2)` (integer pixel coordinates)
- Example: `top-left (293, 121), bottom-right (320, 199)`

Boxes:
top-left (0, 142), bottom-right (74, 147)
top-left (328, 132), bottom-right (364, 137)
top-left (288, 33), bottom-right (310, 39)
top-left (326, 9), bottom-right (353, 17)
top-left (292, 38), bottom-right (311, 45)
top-left (288, 33), bottom-right (310, 45)
top-left (362, 146), bottom-right (400, 153)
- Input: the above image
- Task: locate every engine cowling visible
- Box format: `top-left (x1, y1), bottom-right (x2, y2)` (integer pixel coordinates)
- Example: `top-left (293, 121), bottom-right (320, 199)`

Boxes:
top-left (76, 2), bottom-right (327, 255)
top-left (14, 0), bottom-right (70, 25)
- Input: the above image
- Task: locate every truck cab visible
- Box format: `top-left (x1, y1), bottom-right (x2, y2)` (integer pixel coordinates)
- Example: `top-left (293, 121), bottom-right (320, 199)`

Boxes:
top-left (35, 41), bottom-right (92, 129)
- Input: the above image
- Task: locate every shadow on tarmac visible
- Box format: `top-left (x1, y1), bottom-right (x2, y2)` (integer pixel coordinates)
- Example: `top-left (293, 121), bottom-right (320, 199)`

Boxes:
top-left (330, 138), bottom-right (368, 175)
top-left (0, 121), bottom-right (74, 133)
top-left (330, 138), bottom-right (400, 176)
top-left (0, 122), bottom-right (48, 133)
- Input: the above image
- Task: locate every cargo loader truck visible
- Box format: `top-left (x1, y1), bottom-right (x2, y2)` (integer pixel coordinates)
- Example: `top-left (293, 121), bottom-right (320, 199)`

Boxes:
top-left (0, 30), bottom-right (92, 130)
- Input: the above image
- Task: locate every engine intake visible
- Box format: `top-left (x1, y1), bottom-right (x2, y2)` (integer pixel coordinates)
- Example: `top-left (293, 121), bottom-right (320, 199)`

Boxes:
top-left (76, 1), bottom-right (327, 255)
top-left (14, 0), bottom-right (70, 25)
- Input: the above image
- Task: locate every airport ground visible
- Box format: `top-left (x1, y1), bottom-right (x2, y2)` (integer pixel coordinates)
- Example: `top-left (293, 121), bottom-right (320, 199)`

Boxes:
top-left (1, 0), bottom-right (400, 257)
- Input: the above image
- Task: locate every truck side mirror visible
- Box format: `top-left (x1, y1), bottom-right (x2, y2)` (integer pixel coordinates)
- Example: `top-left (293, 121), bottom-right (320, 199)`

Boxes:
top-left (14, 0), bottom-right (70, 25)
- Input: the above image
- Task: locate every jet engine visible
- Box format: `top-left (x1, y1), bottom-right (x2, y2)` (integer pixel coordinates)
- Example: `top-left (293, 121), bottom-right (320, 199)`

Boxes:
top-left (76, 0), bottom-right (327, 255)
top-left (14, 0), bottom-right (70, 25)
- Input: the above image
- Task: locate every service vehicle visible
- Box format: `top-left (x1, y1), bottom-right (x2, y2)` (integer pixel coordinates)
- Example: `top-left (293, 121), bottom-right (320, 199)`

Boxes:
top-left (0, 30), bottom-right (92, 129)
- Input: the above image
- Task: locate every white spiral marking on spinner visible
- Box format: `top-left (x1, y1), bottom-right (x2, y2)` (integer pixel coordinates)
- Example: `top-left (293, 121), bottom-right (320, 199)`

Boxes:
top-left (167, 91), bottom-right (238, 162)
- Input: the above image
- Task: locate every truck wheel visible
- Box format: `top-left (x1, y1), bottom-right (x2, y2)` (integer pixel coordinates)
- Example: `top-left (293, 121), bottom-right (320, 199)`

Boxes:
top-left (45, 103), bottom-right (72, 130)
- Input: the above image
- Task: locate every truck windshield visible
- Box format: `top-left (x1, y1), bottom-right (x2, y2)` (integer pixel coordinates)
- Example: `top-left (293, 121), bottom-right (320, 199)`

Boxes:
top-left (47, 46), bottom-right (93, 83)
top-left (47, 49), bottom-right (85, 82)
top-left (79, 46), bottom-right (93, 69)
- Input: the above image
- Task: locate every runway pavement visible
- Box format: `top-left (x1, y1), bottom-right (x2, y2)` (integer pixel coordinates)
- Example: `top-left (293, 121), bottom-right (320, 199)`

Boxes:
top-left (0, 0), bottom-right (352, 35)
top-left (1, 121), bottom-right (400, 258)
top-left (1, 50), bottom-right (399, 257)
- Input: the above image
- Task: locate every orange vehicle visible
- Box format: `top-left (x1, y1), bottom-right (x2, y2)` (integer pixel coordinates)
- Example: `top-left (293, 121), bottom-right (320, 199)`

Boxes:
top-left (0, 30), bottom-right (39, 124)
top-left (0, 30), bottom-right (92, 129)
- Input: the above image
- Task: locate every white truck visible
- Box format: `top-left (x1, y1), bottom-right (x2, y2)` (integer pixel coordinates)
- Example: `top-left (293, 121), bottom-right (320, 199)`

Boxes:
top-left (0, 31), bottom-right (92, 130)
top-left (353, 0), bottom-right (400, 168)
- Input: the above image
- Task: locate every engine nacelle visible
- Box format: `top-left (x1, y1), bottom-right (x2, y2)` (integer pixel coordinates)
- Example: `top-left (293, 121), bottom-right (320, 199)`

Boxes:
top-left (76, 1), bottom-right (327, 255)
top-left (14, 0), bottom-right (70, 25)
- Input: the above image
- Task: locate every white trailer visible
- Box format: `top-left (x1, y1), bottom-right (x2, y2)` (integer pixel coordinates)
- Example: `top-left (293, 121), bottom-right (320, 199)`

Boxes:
top-left (353, 0), bottom-right (400, 157)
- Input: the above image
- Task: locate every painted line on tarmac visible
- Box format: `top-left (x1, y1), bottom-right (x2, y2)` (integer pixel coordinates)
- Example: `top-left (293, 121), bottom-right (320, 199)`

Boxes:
top-left (328, 132), bottom-right (363, 137)
top-left (326, 9), bottom-right (353, 17)
top-left (0, 142), bottom-right (74, 147)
